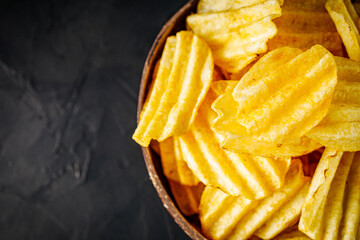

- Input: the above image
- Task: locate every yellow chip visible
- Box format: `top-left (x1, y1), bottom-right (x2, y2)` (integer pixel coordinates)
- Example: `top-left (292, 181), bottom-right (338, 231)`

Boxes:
top-left (197, 0), bottom-right (277, 13)
top-left (186, 0), bottom-right (281, 73)
top-left (223, 135), bottom-right (322, 158)
top-left (159, 137), bottom-right (200, 186)
top-left (299, 151), bottom-right (359, 240)
top-left (326, 0), bottom-right (360, 61)
top-left (299, 149), bottom-right (343, 239)
top-left (341, 152), bottom-right (360, 239)
top-left (306, 69), bottom-right (360, 151)
top-left (199, 160), bottom-right (310, 240)
top-left (306, 104), bottom-right (360, 152)
top-left (132, 31), bottom-right (213, 146)
top-left (211, 79), bottom-right (322, 157)
top-left (168, 180), bottom-right (205, 216)
top-left (230, 45), bottom-right (337, 143)
top-left (179, 88), bottom-right (291, 198)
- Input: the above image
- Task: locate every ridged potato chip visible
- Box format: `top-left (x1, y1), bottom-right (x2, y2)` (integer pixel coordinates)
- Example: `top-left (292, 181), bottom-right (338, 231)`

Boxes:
top-left (211, 81), bottom-right (322, 157)
top-left (230, 45), bottom-right (337, 143)
top-left (168, 180), bottom-right (205, 216)
top-left (299, 151), bottom-right (360, 240)
top-left (186, 0), bottom-right (281, 73)
top-left (326, 0), bottom-right (360, 61)
top-left (268, 9), bottom-right (344, 56)
top-left (299, 148), bottom-right (344, 239)
top-left (211, 80), bottom-right (322, 157)
top-left (199, 160), bottom-right (310, 240)
top-left (306, 57), bottom-right (360, 151)
top-left (179, 88), bottom-right (291, 198)
top-left (133, 31), bottom-right (213, 146)
top-left (159, 137), bottom-right (200, 186)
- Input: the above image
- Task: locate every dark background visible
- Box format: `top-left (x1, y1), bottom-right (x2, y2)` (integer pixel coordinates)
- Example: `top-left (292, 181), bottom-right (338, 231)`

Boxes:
top-left (0, 0), bottom-right (190, 239)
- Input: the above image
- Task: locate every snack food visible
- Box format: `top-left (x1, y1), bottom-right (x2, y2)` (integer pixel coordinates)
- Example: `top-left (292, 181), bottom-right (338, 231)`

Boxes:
top-left (133, 0), bottom-right (360, 239)
top-left (187, 0), bottom-right (281, 73)
top-left (326, 0), bottom-right (360, 60)
top-left (133, 31), bottom-right (213, 147)
top-left (299, 150), bottom-right (360, 239)
top-left (179, 87), bottom-right (291, 198)
top-left (159, 137), bottom-right (200, 186)
top-left (199, 160), bottom-right (309, 240)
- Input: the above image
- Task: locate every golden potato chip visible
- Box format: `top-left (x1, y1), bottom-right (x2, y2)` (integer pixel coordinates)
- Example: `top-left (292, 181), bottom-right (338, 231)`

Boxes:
top-left (299, 150), bottom-right (359, 239)
top-left (230, 45), bottom-right (337, 143)
top-left (326, 0), bottom-right (360, 61)
top-left (133, 31), bottom-right (213, 146)
top-left (179, 88), bottom-right (291, 198)
top-left (341, 152), bottom-right (360, 239)
top-left (306, 104), bottom-right (360, 151)
top-left (299, 151), bottom-right (360, 240)
top-left (211, 80), bottom-right (322, 157)
top-left (186, 0), bottom-right (281, 73)
top-left (306, 70), bottom-right (360, 151)
top-left (168, 180), bottom-right (205, 216)
top-left (159, 137), bottom-right (200, 186)
top-left (223, 135), bottom-right (322, 158)
top-left (299, 149), bottom-right (344, 239)
top-left (199, 160), bottom-right (310, 240)
top-left (197, 0), bottom-right (276, 13)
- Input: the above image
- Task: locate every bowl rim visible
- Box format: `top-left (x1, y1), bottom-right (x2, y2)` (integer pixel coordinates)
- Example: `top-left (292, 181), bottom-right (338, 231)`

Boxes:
top-left (136, 0), bottom-right (206, 239)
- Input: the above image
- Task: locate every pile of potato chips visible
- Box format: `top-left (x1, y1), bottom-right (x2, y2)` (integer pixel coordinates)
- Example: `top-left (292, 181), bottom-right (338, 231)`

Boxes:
top-left (133, 0), bottom-right (360, 239)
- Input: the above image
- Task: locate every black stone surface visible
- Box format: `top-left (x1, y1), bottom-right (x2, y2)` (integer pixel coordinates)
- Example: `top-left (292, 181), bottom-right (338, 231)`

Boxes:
top-left (0, 0), bottom-right (190, 239)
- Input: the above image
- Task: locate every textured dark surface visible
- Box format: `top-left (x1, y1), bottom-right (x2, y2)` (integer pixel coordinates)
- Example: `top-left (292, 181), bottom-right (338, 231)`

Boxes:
top-left (0, 0), bottom-right (190, 239)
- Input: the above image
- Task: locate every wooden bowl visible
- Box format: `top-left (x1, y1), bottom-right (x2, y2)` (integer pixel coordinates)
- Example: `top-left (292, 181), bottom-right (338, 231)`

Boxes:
top-left (136, 0), bottom-right (206, 239)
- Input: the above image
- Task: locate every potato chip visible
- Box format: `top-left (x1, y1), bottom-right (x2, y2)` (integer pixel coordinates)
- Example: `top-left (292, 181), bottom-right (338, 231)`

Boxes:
top-left (299, 149), bottom-right (359, 239)
top-left (306, 105), bottom-right (360, 151)
top-left (133, 31), bottom-right (213, 146)
top-left (211, 80), bottom-right (322, 157)
top-left (179, 88), bottom-right (291, 198)
top-left (299, 149), bottom-right (343, 239)
top-left (306, 69), bottom-right (360, 151)
top-left (159, 137), bottom-right (200, 186)
top-left (197, 0), bottom-right (278, 13)
top-left (326, 0), bottom-right (360, 61)
top-left (300, 151), bottom-right (360, 240)
top-left (341, 152), bottom-right (360, 239)
top-left (223, 135), bottom-right (322, 158)
top-left (230, 45), bottom-right (337, 143)
top-left (186, 0), bottom-right (281, 73)
top-left (199, 160), bottom-right (310, 240)
top-left (168, 180), bottom-right (205, 216)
